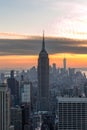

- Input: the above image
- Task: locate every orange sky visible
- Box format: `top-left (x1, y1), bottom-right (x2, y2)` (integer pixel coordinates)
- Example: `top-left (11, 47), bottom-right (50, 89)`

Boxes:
top-left (0, 34), bottom-right (87, 70)
top-left (0, 54), bottom-right (86, 70)
top-left (0, 0), bottom-right (87, 70)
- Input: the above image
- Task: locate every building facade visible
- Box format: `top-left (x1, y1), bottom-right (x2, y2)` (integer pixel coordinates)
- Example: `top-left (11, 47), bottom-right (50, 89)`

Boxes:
top-left (0, 84), bottom-right (10, 130)
top-left (57, 97), bottom-right (87, 130)
top-left (20, 83), bottom-right (31, 104)
top-left (10, 107), bottom-right (22, 130)
top-left (7, 70), bottom-right (19, 106)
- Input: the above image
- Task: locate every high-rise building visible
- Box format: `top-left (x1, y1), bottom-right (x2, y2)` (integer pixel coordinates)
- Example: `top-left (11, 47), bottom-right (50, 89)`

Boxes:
top-left (0, 73), bottom-right (5, 83)
top-left (20, 82), bottom-right (31, 104)
top-left (20, 82), bottom-right (32, 130)
top-left (63, 58), bottom-right (66, 72)
top-left (10, 107), bottom-right (22, 130)
top-left (57, 97), bottom-right (87, 130)
top-left (7, 70), bottom-right (20, 106)
top-left (38, 32), bottom-right (49, 111)
top-left (21, 104), bottom-right (31, 130)
top-left (68, 68), bottom-right (75, 77)
top-left (0, 83), bottom-right (10, 130)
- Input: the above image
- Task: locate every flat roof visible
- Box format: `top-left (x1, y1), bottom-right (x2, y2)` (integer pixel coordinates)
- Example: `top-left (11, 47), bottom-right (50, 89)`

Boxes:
top-left (57, 97), bottom-right (87, 103)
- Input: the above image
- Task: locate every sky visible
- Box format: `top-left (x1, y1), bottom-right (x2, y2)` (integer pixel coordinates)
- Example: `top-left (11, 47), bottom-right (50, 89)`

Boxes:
top-left (0, 0), bottom-right (87, 69)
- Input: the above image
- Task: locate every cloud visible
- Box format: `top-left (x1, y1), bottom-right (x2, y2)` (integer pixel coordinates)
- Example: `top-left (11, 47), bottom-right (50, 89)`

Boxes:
top-left (0, 32), bottom-right (32, 39)
top-left (0, 37), bottom-right (87, 55)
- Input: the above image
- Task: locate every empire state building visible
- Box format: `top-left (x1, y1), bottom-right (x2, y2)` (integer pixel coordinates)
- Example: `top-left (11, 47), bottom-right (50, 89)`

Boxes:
top-left (38, 33), bottom-right (49, 111)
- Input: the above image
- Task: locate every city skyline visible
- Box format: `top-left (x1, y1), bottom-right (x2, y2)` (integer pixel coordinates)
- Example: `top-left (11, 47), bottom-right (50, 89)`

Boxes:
top-left (0, 0), bottom-right (87, 69)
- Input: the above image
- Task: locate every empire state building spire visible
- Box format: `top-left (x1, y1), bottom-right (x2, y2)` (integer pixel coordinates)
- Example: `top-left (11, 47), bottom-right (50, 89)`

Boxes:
top-left (40, 31), bottom-right (48, 55)
top-left (42, 31), bottom-right (45, 51)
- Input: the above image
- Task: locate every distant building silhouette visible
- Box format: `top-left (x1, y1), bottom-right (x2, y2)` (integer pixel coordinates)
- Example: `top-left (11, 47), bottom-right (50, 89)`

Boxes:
top-left (38, 32), bottom-right (49, 111)
top-left (7, 70), bottom-right (19, 106)
top-left (63, 57), bottom-right (66, 72)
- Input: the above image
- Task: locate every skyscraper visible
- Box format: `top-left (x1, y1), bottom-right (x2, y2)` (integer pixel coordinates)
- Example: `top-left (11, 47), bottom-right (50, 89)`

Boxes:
top-left (7, 70), bottom-right (19, 106)
top-left (0, 84), bottom-right (10, 130)
top-left (63, 57), bottom-right (66, 72)
top-left (38, 32), bottom-right (49, 111)
top-left (10, 107), bottom-right (22, 130)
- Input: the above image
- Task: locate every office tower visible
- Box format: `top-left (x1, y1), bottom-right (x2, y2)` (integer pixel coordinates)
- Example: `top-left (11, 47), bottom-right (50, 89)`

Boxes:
top-left (57, 97), bottom-right (87, 130)
top-left (38, 33), bottom-right (49, 111)
top-left (63, 57), bottom-right (66, 72)
top-left (7, 70), bottom-right (20, 106)
top-left (20, 82), bottom-right (32, 130)
top-left (0, 84), bottom-right (10, 130)
top-left (20, 82), bottom-right (31, 104)
top-left (21, 104), bottom-right (31, 130)
top-left (10, 107), bottom-right (22, 130)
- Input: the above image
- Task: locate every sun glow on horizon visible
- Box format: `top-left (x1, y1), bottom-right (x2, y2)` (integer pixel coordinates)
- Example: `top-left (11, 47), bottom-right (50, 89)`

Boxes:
top-left (0, 54), bottom-right (86, 70)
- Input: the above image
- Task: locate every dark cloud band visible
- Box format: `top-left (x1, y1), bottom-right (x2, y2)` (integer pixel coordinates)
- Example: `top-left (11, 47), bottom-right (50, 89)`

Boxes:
top-left (0, 37), bottom-right (87, 55)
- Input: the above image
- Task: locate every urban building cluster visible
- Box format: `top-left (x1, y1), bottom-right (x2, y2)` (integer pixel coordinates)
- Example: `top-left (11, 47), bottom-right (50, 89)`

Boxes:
top-left (0, 34), bottom-right (87, 130)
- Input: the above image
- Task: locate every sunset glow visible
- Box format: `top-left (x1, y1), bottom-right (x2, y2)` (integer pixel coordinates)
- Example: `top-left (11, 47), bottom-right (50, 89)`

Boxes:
top-left (0, 54), bottom-right (86, 70)
top-left (0, 0), bottom-right (87, 69)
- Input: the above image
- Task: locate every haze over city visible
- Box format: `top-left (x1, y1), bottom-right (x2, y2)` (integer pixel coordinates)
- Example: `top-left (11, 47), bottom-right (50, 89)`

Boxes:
top-left (0, 0), bottom-right (87, 69)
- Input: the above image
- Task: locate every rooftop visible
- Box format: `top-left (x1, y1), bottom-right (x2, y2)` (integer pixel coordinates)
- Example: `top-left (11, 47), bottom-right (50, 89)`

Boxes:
top-left (57, 97), bottom-right (87, 103)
